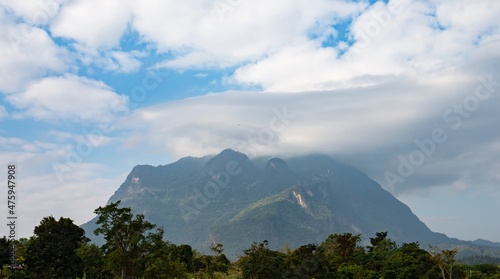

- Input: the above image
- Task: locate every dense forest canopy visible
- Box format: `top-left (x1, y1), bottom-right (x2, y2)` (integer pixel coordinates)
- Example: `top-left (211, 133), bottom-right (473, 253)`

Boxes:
top-left (2, 201), bottom-right (500, 279)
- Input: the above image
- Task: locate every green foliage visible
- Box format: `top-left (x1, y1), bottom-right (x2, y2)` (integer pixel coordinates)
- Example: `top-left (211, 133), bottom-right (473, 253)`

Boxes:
top-left (76, 243), bottom-right (112, 279)
top-left (13, 203), bottom-right (500, 279)
top-left (382, 242), bottom-right (438, 279)
top-left (93, 200), bottom-right (163, 278)
top-left (284, 244), bottom-right (331, 278)
top-left (24, 216), bottom-right (88, 279)
top-left (321, 232), bottom-right (365, 271)
top-left (142, 230), bottom-right (189, 279)
top-left (430, 246), bottom-right (459, 279)
top-left (366, 231), bottom-right (397, 272)
top-left (337, 264), bottom-right (376, 279)
top-left (238, 240), bottom-right (287, 279)
top-left (0, 237), bottom-right (10, 267)
top-left (0, 236), bottom-right (10, 279)
top-left (171, 244), bottom-right (194, 272)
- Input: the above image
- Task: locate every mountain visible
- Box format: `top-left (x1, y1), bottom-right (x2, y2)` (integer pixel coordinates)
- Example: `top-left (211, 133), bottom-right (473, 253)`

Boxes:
top-left (82, 149), bottom-right (500, 259)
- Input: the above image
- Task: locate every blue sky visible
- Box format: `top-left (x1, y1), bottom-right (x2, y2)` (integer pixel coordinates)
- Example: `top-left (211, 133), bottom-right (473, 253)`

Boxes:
top-left (1, 0), bottom-right (500, 243)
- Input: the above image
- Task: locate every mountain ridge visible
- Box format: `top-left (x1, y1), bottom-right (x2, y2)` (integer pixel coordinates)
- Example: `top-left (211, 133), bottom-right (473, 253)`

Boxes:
top-left (82, 149), bottom-right (500, 259)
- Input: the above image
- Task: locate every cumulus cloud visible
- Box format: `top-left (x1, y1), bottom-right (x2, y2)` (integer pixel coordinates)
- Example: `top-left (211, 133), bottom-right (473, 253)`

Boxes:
top-left (1, 0), bottom-right (500, 242)
top-left (50, 0), bottom-right (132, 48)
top-left (0, 11), bottom-right (67, 93)
top-left (0, 0), bottom-right (60, 25)
top-left (145, 0), bottom-right (365, 69)
top-left (48, 0), bottom-right (365, 68)
top-left (232, 0), bottom-right (500, 91)
top-left (7, 74), bottom-right (129, 123)
top-left (40, 0), bottom-right (500, 91)
top-left (118, 68), bottom-right (500, 196)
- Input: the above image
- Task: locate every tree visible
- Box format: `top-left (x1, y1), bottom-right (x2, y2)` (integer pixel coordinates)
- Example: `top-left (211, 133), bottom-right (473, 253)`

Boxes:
top-left (368, 231), bottom-right (389, 252)
top-left (192, 243), bottom-right (229, 278)
top-left (238, 240), bottom-right (287, 279)
top-left (366, 231), bottom-right (397, 272)
top-left (94, 201), bottom-right (162, 279)
top-left (284, 244), bottom-right (331, 278)
top-left (24, 216), bottom-right (88, 279)
top-left (142, 231), bottom-right (188, 279)
top-left (429, 246), bottom-right (458, 279)
top-left (382, 242), bottom-right (437, 279)
top-left (7, 238), bottom-right (29, 279)
top-left (77, 243), bottom-right (113, 279)
top-left (210, 243), bottom-right (224, 256)
top-left (321, 232), bottom-right (364, 272)
top-left (0, 237), bottom-right (10, 279)
top-left (172, 244), bottom-right (194, 272)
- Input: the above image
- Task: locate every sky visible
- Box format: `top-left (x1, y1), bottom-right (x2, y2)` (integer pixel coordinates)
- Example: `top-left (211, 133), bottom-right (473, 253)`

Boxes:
top-left (0, 0), bottom-right (499, 243)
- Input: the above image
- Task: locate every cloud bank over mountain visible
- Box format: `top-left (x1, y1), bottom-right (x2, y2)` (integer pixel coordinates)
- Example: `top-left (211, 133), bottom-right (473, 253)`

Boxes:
top-left (0, 0), bottom-right (499, 242)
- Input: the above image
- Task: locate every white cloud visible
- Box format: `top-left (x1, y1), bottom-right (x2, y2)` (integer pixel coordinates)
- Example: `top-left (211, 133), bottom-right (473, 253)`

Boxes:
top-left (0, 11), bottom-right (67, 93)
top-left (50, 0), bottom-right (132, 48)
top-left (17, 166), bottom-right (126, 236)
top-left (44, 0), bottom-right (500, 91)
top-left (118, 69), bottom-right (500, 195)
top-left (114, 69), bottom-right (500, 243)
top-left (132, 0), bottom-right (365, 68)
top-left (231, 0), bottom-right (500, 91)
top-left (0, 136), bottom-right (126, 237)
top-left (0, 0), bottom-right (60, 25)
top-left (7, 74), bottom-right (129, 123)
top-left (1, 0), bottom-right (499, 243)
top-left (107, 51), bottom-right (143, 73)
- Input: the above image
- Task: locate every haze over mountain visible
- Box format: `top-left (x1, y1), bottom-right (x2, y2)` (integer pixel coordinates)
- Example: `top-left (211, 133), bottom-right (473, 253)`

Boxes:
top-left (82, 149), bottom-right (500, 259)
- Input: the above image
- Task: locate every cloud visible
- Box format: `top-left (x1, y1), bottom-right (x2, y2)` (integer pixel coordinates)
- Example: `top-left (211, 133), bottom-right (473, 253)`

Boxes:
top-left (231, 0), bottom-right (500, 91)
top-left (108, 51), bottom-right (143, 73)
top-left (1, 0), bottom-right (499, 243)
top-left (50, 0), bottom-right (132, 49)
top-left (118, 67), bottom-right (500, 197)
top-left (146, 0), bottom-right (365, 69)
top-left (0, 136), bottom-right (126, 237)
top-left (19, 165), bottom-right (126, 235)
top-left (43, 0), bottom-right (500, 91)
top-left (0, 10), bottom-right (68, 93)
top-left (0, 0), bottom-right (60, 25)
top-left (7, 74), bottom-right (129, 123)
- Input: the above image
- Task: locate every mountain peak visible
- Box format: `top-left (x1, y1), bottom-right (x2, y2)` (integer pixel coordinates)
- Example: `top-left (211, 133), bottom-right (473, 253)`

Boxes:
top-left (265, 158), bottom-right (289, 172)
top-left (83, 149), bottom-right (495, 260)
top-left (204, 149), bottom-right (249, 167)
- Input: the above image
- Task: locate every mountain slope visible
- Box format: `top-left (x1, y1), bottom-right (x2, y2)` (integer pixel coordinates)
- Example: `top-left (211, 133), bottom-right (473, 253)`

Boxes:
top-left (82, 149), bottom-right (498, 259)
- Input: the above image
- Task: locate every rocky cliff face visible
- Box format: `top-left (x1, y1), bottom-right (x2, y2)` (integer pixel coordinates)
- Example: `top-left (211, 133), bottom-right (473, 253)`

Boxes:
top-left (82, 149), bottom-right (483, 259)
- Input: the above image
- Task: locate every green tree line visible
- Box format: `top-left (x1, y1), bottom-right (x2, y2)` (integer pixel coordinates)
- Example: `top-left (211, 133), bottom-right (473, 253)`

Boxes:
top-left (2, 201), bottom-right (500, 278)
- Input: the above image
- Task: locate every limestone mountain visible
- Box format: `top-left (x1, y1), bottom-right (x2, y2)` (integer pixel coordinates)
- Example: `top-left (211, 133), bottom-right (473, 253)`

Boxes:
top-left (82, 149), bottom-right (498, 259)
